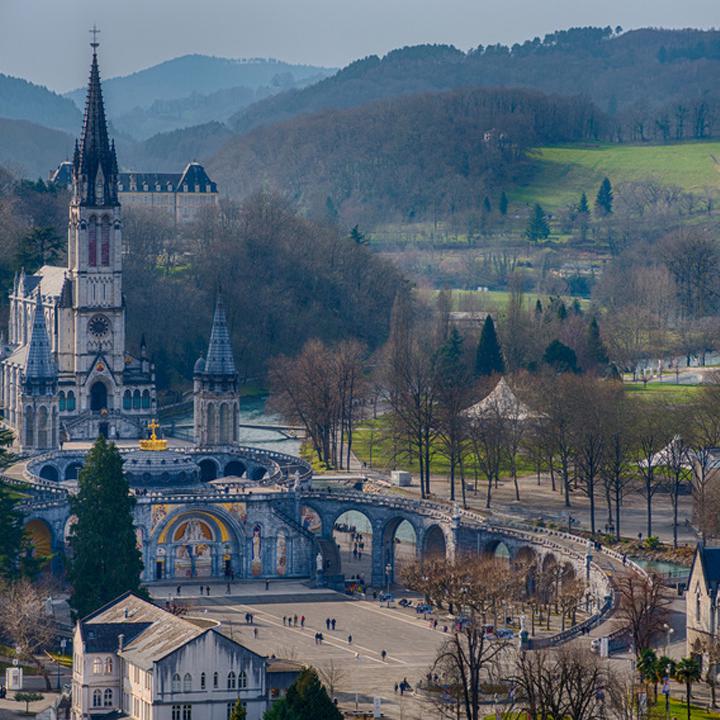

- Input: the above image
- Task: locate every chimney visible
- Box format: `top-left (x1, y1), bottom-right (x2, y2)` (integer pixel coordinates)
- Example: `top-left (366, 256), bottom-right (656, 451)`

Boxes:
top-left (118, 634), bottom-right (124, 652)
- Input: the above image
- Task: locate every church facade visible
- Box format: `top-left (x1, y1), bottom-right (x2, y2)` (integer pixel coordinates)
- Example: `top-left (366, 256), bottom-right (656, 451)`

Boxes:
top-left (1, 47), bottom-right (157, 449)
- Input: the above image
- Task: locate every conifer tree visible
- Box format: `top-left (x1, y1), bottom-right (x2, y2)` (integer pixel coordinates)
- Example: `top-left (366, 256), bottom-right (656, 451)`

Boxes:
top-left (543, 339), bottom-right (578, 374)
top-left (475, 315), bottom-right (505, 376)
top-left (349, 224), bottom-right (366, 245)
top-left (263, 668), bottom-right (341, 720)
top-left (499, 191), bottom-right (509, 215)
top-left (0, 486), bottom-right (25, 579)
top-left (68, 436), bottom-right (145, 618)
top-left (578, 192), bottom-right (590, 214)
top-left (229, 699), bottom-right (247, 720)
top-left (525, 204), bottom-right (550, 241)
top-left (587, 316), bottom-right (609, 368)
top-left (595, 177), bottom-right (614, 214)
top-left (482, 196), bottom-right (492, 213)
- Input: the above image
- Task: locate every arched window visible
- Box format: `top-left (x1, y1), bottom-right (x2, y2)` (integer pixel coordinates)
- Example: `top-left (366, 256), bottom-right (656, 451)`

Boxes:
top-left (24, 406), bottom-right (34, 447)
top-left (101, 216), bottom-right (111, 266)
top-left (172, 673), bottom-right (181, 693)
top-left (238, 671), bottom-right (247, 689)
top-left (219, 403), bottom-right (229, 444)
top-left (93, 657), bottom-right (102, 674)
top-left (103, 688), bottom-right (113, 706)
top-left (183, 673), bottom-right (192, 692)
top-left (133, 390), bottom-right (141, 410)
top-left (104, 657), bottom-right (113, 674)
top-left (88, 216), bottom-right (97, 267)
top-left (142, 390), bottom-right (151, 409)
top-left (37, 406), bottom-right (48, 448)
top-left (59, 391), bottom-right (66, 412)
top-left (200, 672), bottom-right (206, 690)
top-left (67, 391), bottom-right (76, 412)
top-left (93, 689), bottom-right (102, 707)
top-left (213, 672), bottom-right (218, 689)
top-left (227, 671), bottom-right (236, 690)
top-left (123, 390), bottom-right (132, 410)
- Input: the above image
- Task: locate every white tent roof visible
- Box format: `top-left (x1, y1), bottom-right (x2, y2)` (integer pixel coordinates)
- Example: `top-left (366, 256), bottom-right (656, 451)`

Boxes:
top-left (465, 377), bottom-right (536, 421)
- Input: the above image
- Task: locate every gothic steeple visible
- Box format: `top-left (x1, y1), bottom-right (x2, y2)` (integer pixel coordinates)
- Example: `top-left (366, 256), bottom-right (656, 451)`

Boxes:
top-left (202, 295), bottom-right (237, 376)
top-left (25, 294), bottom-right (57, 386)
top-left (73, 37), bottom-right (118, 207)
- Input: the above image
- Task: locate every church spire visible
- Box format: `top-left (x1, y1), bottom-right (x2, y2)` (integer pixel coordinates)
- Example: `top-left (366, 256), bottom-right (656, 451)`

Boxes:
top-left (25, 294), bottom-right (56, 384)
top-left (203, 295), bottom-right (236, 376)
top-left (74, 30), bottom-right (118, 207)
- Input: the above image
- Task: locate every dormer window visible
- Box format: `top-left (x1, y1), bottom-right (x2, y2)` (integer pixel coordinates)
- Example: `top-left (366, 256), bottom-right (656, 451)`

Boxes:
top-left (156, 183), bottom-right (161, 191)
top-left (183, 184), bottom-right (188, 192)
top-left (118, 183), bottom-right (124, 191)
top-left (143, 183), bottom-right (149, 192)
top-left (167, 183), bottom-right (173, 191)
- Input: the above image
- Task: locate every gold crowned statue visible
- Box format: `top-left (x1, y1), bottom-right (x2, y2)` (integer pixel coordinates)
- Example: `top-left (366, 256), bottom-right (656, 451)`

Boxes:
top-left (139, 419), bottom-right (168, 451)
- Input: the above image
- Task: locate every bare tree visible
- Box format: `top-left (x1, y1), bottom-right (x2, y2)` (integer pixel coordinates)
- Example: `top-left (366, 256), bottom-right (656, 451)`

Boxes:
top-left (316, 660), bottom-right (347, 700)
top-left (0, 579), bottom-right (55, 689)
top-left (615, 574), bottom-right (671, 654)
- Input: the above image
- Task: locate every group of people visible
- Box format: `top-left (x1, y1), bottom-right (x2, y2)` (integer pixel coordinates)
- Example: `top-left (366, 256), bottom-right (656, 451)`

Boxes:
top-left (394, 678), bottom-right (412, 695)
top-left (282, 614), bottom-right (306, 627)
top-left (174, 584), bottom-right (211, 596)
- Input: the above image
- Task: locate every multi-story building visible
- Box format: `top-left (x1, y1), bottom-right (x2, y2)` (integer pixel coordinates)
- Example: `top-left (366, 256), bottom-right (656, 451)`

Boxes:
top-left (71, 592), bottom-right (286, 720)
top-left (50, 161), bottom-right (219, 226)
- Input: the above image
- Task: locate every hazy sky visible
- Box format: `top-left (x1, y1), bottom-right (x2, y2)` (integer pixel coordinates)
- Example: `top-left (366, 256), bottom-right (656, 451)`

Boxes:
top-left (1, 0), bottom-right (718, 92)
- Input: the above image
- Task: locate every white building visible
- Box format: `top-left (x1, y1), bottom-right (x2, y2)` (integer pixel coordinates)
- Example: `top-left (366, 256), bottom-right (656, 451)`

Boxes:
top-left (72, 592), bottom-right (273, 720)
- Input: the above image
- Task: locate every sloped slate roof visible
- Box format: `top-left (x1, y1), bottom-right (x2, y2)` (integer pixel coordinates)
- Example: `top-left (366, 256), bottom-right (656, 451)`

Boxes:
top-left (203, 296), bottom-right (236, 376)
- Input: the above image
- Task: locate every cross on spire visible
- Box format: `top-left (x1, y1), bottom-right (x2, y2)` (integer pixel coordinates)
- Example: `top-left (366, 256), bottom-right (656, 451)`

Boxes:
top-left (89, 24), bottom-right (100, 51)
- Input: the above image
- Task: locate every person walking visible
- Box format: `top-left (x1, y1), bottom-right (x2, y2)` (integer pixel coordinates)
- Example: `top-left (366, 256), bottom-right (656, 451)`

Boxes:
top-left (265, 579), bottom-right (270, 591)
top-left (381, 649), bottom-right (387, 662)
top-left (177, 585), bottom-right (181, 596)
top-left (293, 614), bottom-right (298, 627)
top-left (347, 634), bottom-right (352, 644)
top-left (282, 616), bottom-right (286, 626)
top-left (325, 618), bottom-right (330, 630)
top-left (253, 627), bottom-right (258, 639)
top-left (331, 618), bottom-right (336, 630)
top-left (207, 586), bottom-right (211, 596)
top-left (301, 615), bottom-right (305, 628)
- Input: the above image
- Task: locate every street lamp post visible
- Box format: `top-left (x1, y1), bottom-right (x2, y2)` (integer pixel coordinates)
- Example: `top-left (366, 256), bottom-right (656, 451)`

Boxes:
top-left (57, 637), bottom-right (67, 690)
top-left (385, 563), bottom-right (392, 604)
top-left (663, 623), bottom-right (674, 655)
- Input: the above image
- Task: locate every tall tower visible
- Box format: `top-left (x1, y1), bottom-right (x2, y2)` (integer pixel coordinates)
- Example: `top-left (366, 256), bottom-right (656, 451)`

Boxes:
top-left (66, 38), bottom-right (126, 414)
top-left (17, 294), bottom-right (59, 452)
top-left (193, 297), bottom-right (239, 446)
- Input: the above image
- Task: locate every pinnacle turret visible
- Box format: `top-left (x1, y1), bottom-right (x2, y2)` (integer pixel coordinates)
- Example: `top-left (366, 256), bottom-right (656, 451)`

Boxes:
top-left (25, 294), bottom-right (56, 384)
top-left (74, 45), bottom-right (118, 207)
top-left (202, 296), bottom-right (236, 376)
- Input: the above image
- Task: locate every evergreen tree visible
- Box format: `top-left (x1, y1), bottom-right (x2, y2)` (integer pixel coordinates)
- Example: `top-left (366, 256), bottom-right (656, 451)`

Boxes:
top-left (499, 191), bottom-right (508, 215)
top-left (543, 339), bottom-right (578, 374)
top-left (525, 204), bottom-right (550, 242)
top-left (578, 192), bottom-right (590, 214)
top-left (349, 224), bottom-right (366, 245)
top-left (482, 196), bottom-right (492, 213)
top-left (17, 226), bottom-right (63, 273)
top-left (68, 436), bottom-right (145, 618)
top-left (587, 316), bottom-right (609, 368)
top-left (229, 699), bottom-right (247, 720)
top-left (595, 177), bottom-right (614, 214)
top-left (264, 668), bottom-right (341, 720)
top-left (475, 315), bottom-right (505, 376)
top-left (534, 298), bottom-right (543, 321)
top-left (0, 486), bottom-right (25, 579)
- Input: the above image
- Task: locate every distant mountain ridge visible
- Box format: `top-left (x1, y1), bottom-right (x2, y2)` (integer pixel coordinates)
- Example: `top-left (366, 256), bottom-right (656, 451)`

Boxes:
top-left (64, 54), bottom-right (336, 118)
top-left (229, 27), bottom-right (720, 134)
top-left (0, 118), bottom-right (73, 179)
top-left (0, 73), bottom-right (82, 133)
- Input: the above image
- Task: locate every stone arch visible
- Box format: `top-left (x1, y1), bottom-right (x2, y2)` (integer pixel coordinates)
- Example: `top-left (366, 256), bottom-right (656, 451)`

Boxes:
top-left (332, 508), bottom-right (374, 580)
top-left (39, 464), bottom-right (59, 482)
top-left (24, 518), bottom-right (53, 562)
top-left (542, 553), bottom-right (558, 572)
top-left (299, 505), bottom-right (323, 535)
top-left (382, 516), bottom-right (418, 583)
top-left (67, 390), bottom-right (76, 412)
top-left (59, 391), bottom-right (66, 412)
top-left (198, 458), bottom-right (219, 482)
top-left (486, 539), bottom-right (511, 561)
top-left (515, 545), bottom-right (537, 566)
top-left (223, 460), bottom-right (246, 478)
top-left (123, 390), bottom-right (132, 410)
top-left (154, 506), bottom-right (242, 580)
top-left (423, 524), bottom-right (447, 560)
top-left (132, 389), bottom-right (141, 410)
top-left (90, 380), bottom-right (110, 412)
top-left (248, 466), bottom-right (266, 482)
top-left (561, 561), bottom-right (576, 584)
top-left (141, 389), bottom-right (151, 409)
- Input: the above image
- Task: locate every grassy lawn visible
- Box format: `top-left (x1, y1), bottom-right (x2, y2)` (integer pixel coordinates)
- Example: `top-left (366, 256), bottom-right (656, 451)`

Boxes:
top-left (650, 697), bottom-right (720, 720)
top-left (512, 141), bottom-right (720, 211)
top-left (419, 288), bottom-right (591, 313)
top-left (624, 381), bottom-right (702, 403)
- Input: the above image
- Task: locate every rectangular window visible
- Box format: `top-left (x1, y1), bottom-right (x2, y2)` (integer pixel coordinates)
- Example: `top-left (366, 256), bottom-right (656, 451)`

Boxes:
top-left (182, 705), bottom-right (192, 720)
top-left (172, 705), bottom-right (181, 720)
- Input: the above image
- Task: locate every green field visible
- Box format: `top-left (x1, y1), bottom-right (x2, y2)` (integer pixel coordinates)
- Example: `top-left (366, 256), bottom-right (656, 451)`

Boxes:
top-left (513, 141), bottom-right (720, 211)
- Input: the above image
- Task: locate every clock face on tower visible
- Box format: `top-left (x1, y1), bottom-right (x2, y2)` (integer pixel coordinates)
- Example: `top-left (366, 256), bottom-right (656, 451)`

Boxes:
top-left (88, 314), bottom-right (110, 338)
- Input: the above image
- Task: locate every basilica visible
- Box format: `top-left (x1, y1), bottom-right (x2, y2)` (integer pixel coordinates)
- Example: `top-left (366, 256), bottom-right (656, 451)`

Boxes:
top-left (0, 45), bottom-right (232, 451)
